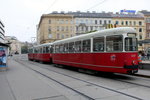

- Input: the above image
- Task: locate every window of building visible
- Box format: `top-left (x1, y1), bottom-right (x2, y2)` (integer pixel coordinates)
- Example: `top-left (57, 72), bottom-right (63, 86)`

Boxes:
top-left (86, 26), bottom-right (88, 31)
top-left (76, 26), bottom-right (78, 31)
top-left (115, 21), bottom-right (119, 25)
top-left (126, 21), bottom-right (128, 25)
top-left (57, 34), bottom-right (60, 39)
top-left (57, 26), bottom-right (59, 31)
top-left (48, 27), bottom-right (51, 34)
top-left (90, 26), bottom-right (93, 31)
top-left (66, 26), bottom-right (68, 31)
top-left (61, 34), bottom-right (64, 39)
top-left (49, 20), bottom-right (51, 24)
top-left (139, 35), bottom-right (142, 39)
top-left (134, 21), bottom-right (136, 26)
top-left (99, 20), bottom-right (102, 24)
top-left (104, 20), bottom-right (107, 24)
top-left (139, 28), bottom-right (142, 32)
top-left (93, 37), bottom-right (104, 52)
top-left (76, 19), bottom-right (78, 24)
top-left (90, 20), bottom-right (93, 24)
top-left (82, 39), bottom-right (91, 52)
top-left (106, 35), bottom-right (123, 51)
top-left (109, 20), bottom-right (111, 24)
top-left (86, 19), bottom-right (88, 24)
top-left (121, 21), bottom-right (124, 25)
top-left (66, 20), bottom-right (68, 24)
top-left (139, 21), bottom-right (142, 26)
top-left (130, 21), bottom-right (132, 26)
top-left (95, 20), bottom-right (97, 24)
top-left (49, 34), bottom-right (52, 39)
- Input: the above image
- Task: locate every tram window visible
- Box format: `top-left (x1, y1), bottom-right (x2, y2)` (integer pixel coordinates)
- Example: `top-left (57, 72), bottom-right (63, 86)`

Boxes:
top-left (46, 46), bottom-right (50, 53)
top-left (63, 43), bottom-right (69, 53)
top-left (83, 39), bottom-right (91, 52)
top-left (50, 46), bottom-right (53, 53)
top-left (55, 45), bottom-right (59, 53)
top-left (34, 48), bottom-right (37, 53)
top-left (93, 37), bottom-right (104, 52)
top-left (75, 41), bottom-right (82, 52)
top-left (106, 35), bottom-right (123, 51)
top-left (59, 44), bottom-right (64, 53)
top-left (69, 42), bottom-right (74, 53)
top-left (125, 37), bottom-right (137, 51)
top-left (43, 47), bottom-right (46, 53)
top-left (40, 48), bottom-right (42, 53)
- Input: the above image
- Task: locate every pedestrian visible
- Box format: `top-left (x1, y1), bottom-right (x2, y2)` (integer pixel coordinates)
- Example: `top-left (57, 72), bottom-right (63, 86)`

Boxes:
top-left (141, 51), bottom-right (145, 61)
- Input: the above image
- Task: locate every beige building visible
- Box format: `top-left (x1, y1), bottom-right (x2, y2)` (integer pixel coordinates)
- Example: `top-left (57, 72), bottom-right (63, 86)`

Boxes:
top-left (37, 13), bottom-right (75, 44)
top-left (5, 36), bottom-right (21, 54)
top-left (112, 14), bottom-right (145, 50)
top-left (138, 11), bottom-right (150, 51)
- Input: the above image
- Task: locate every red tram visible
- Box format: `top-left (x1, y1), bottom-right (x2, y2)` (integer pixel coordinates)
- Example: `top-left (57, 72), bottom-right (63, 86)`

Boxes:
top-left (52, 27), bottom-right (138, 74)
top-left (28, 43), bottom-right (53, 63)
top-left (28, 27), bottom-right (139, 74)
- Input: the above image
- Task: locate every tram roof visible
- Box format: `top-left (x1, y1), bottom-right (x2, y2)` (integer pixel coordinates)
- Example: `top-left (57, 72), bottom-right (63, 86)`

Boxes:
top-left (53, 27), bottom-right (136, 45)
top-left (33, 43), bottom-right (53, 48)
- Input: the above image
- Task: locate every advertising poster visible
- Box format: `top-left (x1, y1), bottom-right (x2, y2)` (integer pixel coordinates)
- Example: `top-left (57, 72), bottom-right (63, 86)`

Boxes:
top-left (0, 47), bottom-right (7, 67)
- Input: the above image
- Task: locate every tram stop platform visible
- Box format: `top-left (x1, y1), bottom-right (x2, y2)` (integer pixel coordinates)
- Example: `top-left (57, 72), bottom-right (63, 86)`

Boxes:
top-left (0, 58), bottom-right (69, 100)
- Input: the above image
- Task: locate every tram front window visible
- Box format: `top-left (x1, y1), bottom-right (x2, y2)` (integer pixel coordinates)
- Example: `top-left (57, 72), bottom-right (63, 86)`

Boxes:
top-left (125, 37), bottom-right (137, 51)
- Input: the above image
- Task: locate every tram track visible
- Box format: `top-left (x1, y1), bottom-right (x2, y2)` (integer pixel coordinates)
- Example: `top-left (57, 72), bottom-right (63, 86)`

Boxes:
top-left (14, 58), bottom-right (145, 100)
top-left (27, 60), bottom-right (150, 89)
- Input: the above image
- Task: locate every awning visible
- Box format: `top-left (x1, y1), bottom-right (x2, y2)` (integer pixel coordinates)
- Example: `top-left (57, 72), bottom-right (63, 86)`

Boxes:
top-left (0, 42), bottom-right (9, 47)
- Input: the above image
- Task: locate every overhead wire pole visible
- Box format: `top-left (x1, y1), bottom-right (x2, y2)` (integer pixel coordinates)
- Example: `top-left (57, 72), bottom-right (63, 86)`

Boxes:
top-left (85, 0), bottom-right (108, 11)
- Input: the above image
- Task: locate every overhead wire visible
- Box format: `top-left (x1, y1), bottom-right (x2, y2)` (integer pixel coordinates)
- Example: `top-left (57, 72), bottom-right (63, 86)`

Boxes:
top-left (85, 0), bottom-right (108, 11)
top-left (43, 0), bottom-right (59, 14)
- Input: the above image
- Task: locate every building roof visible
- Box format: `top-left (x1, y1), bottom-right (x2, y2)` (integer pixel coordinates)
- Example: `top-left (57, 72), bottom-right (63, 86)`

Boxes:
top-left (0, 42), bottom-right (9, 47)
top-left (139, 10), bottom-right (150, 15)
top-left (112, 14), bottom-right (144, 18)
top-left (51, 11), bottom-right (112, 18)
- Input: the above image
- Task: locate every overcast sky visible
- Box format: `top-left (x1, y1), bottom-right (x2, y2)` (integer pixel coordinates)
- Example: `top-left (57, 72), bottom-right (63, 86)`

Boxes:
top-left (0, 0), bottom-right (150, 42)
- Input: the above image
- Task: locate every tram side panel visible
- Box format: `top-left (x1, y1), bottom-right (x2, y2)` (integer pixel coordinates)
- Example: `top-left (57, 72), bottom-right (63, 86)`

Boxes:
top-left (28, 53), bottom-right (34, 60)
top-left (40, 53), bottom-right (52, 62)
top-left (52, 52), bottom-right (138, 74)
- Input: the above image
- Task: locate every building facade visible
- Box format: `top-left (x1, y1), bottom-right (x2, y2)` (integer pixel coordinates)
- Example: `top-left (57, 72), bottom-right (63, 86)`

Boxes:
top-left (69, 12), bottom-right (112, 35)
top-left (112, 14), bottom-right (145, 50)
top-left (0, 20), bottom-right (5, 43)
top-left (37, 12), bottom-right (113, 44)
top-left (37, 13), bottom-right (75, 44)
top-left (139, 10), bottom-right (150, 39)
top-left (37, 11), bottom-right (148, 51)
top-left (5, 36), bottom-right (21, 54)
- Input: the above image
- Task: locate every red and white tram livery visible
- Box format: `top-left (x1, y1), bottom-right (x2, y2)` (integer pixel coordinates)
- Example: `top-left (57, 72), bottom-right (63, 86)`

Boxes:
top-left (52, 27), bottom-right (139, 74)
top-left (28, 43), bottom-right (53, 63)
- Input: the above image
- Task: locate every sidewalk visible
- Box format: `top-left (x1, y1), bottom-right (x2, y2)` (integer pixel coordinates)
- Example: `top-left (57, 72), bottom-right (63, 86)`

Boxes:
top-left (0, 58), bottom-right (68, 100)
